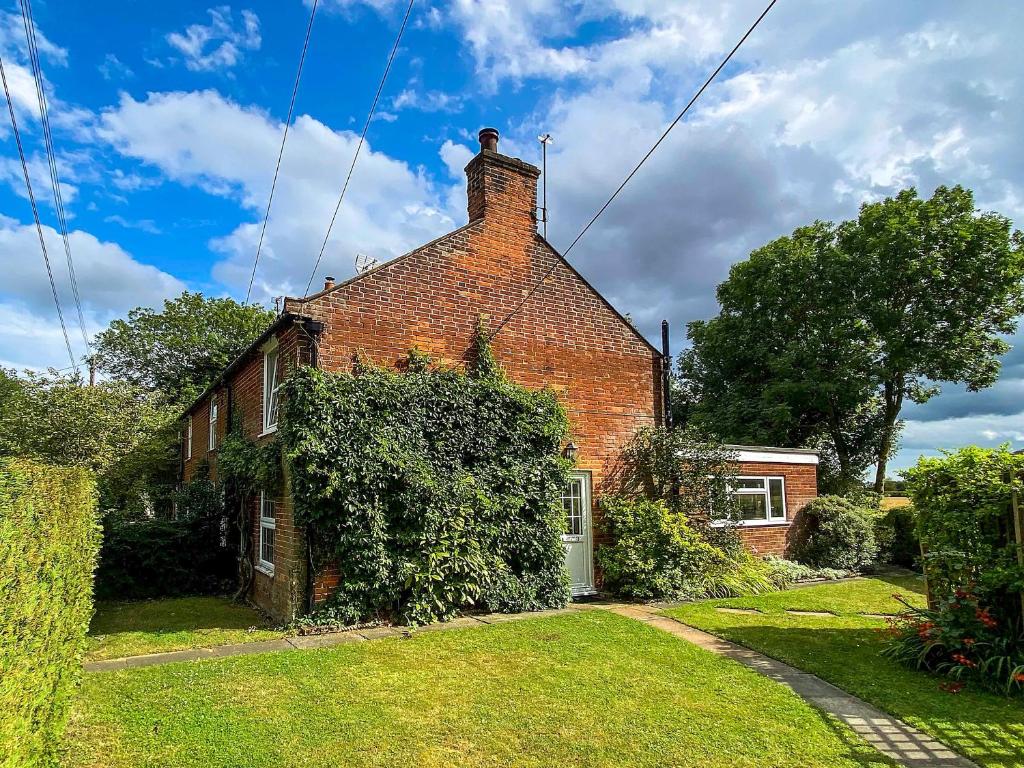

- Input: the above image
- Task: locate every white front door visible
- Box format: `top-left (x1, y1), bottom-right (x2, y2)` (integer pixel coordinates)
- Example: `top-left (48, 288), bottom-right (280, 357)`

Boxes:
top-left (561, 472), bottom-right (595, 596)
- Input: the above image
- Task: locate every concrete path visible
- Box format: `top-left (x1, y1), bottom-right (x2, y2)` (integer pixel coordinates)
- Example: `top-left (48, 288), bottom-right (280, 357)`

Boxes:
top-left (84, 608), bottom-right (581, 672)
top-left (601, 603), bottom-right (978, 768)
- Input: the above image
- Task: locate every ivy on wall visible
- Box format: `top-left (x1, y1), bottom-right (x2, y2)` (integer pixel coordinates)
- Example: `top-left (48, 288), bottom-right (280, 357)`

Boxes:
top-left (280, 331), bottom-right (572, 625)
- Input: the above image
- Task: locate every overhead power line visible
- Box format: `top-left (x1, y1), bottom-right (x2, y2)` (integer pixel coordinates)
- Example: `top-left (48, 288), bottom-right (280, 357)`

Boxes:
top-left (244, 0), bottom-right (320, 304)
top-left (302, 0), bottom-right (415, 297)
top-left (489, 0), bottom-right (779, 342)
top-left (19, 0), bottom-right (89, 351)
top-left (0, 55), bottom-right (77, 370)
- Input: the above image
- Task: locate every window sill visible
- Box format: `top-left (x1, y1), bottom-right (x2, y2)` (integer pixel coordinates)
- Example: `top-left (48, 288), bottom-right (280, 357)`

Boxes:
top-left (711, 519), bottom-right (789, 528)
top-left (258, 425), bottom-right (278, 438)
top-left (255, 563), bottom-right (275, 578)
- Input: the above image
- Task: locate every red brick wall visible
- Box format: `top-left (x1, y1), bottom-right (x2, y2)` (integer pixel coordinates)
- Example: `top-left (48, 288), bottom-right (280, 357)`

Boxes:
top-left (733, 461), bottom-right (818, 557)
top-left (182, 324), bottom-right (314, 620)
top-left (288, 148), bottom-right (661, 606)
top-left (184, 146), bottom-right (662, 619)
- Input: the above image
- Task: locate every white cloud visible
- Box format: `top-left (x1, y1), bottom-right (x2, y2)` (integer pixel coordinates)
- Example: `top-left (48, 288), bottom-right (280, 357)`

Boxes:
top-left (98, 53), bottom-right (133, 81)
top-left (166, 6), bottom-right (261, 72)
top-left (0, 214), bottom-right (184, 321)
top-left (97, 89), bottom-right (455, 300)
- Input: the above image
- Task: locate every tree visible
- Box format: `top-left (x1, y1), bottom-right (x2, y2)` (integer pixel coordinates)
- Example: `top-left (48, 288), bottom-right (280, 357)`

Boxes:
top-left (682, 186), bottom-right (1024, 493)
top-left (93, 291), bottom-right (275, 408)
top-left (0, 369), bottom-right (179, 515)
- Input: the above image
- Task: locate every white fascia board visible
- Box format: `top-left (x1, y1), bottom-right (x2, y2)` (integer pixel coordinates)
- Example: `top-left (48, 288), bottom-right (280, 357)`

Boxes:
top-left (732, 449), bottom-right (819, 465)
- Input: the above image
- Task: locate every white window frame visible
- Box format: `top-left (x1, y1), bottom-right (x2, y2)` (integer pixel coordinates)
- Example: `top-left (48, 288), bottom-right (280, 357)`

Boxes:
top-left (186, 416), bottom-right (192, 460)
top-left (262, 337), bottom-right (281, 436)
top-left (713, 475), bottom-right (787, 527)
top-left (257, 490), bottom-right (276, 576)
top-left (208, 398), bottom-right (218, 451)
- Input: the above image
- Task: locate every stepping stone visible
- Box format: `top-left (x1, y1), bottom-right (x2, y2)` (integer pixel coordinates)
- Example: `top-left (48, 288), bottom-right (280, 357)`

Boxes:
top-left (860, 612), bottom-right (897, 619)
top-left (715, 607), bottom-right (762, 615)
top-left (785, 609), bottom-right (835, 617)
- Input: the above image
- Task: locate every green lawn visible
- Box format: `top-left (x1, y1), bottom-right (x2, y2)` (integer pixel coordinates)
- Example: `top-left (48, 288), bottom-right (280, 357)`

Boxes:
top-left (88, 597), bottom-right (285, 661)
top-left (666, 573), bottom-right (1024, 768)
top-left (67, 611), bottom-right (894, 768)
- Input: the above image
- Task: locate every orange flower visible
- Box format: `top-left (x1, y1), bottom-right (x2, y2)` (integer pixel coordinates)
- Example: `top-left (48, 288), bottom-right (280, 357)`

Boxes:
top-left (962, 638), bottom-right (976, 646)
top-left (951, 653), bottom-right (977, 669)
top-left (1013, 673), bottom-right (1024, 683)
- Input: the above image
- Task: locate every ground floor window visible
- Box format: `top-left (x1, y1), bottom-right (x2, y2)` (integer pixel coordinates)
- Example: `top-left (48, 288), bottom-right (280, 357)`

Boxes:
top-left (714, 476), bottom-right (786, 525)
top-left (258, 491), bottom-right (276, 575)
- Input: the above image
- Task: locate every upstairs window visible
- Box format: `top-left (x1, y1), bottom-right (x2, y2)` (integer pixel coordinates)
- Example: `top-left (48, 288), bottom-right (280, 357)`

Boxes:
top-left (208, 398), bottom-right (218, 451)
top-left (713, 476), bottom-right (786, 526)
top-left (263, 339), bottom-right (280, 434)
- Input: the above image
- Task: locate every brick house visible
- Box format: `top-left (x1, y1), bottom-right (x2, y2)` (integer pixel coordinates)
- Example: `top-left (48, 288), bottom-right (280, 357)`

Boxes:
top-left (181, 128), bottom-right (817, 620)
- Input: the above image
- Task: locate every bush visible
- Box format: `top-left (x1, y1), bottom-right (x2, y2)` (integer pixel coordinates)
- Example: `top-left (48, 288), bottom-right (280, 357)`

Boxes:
top-left (0, 458), bottom-right (99, 768)
top-left (904, 446), bottom-right (1024, 626)
top-left (882, 588), bottom-right (1024, 695)
top-left (281, 336), bottom-right (571, 626)
top-left (95, 515), bottom-right (236, 600)
top-left (597, 496), bottom-right (789, 600)
top-left (763, 555), bottom-right (855, 582)
top-left (790, 495), bottom-right (878, 571)
top-left (874, 503), bottom-right (920, 569)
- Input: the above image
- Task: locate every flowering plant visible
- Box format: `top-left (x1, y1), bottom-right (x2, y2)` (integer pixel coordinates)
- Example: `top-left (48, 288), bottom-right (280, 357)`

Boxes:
top-left (882, 588), bottom-right (1024, 695)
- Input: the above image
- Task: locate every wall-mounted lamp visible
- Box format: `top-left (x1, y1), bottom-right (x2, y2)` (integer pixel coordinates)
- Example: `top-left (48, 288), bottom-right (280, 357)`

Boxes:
top-left (563, 441), bottom-right (579, 463)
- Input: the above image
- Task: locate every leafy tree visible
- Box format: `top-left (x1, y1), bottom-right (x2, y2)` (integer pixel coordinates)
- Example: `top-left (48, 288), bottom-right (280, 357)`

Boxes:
top-left (682, 186), bottom-right (1024, 492)
top-left (93, 291), bottom-right (275, 408)
top-left (0, 369), bottom-right (178, 515)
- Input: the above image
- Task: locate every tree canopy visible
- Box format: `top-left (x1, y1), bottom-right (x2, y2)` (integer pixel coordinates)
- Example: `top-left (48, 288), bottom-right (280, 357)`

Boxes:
top-left (681, 185), bottom-right (1024, 492)
top-left (93, 291), bottom-right (275, 408)
top-left (0, 370), bottom-right (179, 515)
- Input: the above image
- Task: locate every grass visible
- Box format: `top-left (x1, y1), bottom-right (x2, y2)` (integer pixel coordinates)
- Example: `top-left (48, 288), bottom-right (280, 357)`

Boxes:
top-left (665, 572), bottom-right (1024, 768)
top-left (88, 597), bottom-right (285, 661)
top-left (66, 611), bottom-right (894, 768)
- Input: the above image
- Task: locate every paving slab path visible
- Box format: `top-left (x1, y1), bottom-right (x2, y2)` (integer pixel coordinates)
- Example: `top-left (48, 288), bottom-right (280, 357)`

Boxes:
top-left (601, 603), bottom-right (978, 768)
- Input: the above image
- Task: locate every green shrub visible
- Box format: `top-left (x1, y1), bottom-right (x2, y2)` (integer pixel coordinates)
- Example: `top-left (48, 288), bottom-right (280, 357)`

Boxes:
top-left (94, 515), bottom-right (237, 600)
top-left (790, 495), bottom-right (878, 571)
top-left (0, 458), bottom-right (99, 768)
top-left (597, 496), bottom-right (789, 600)
top-left (874, 504), bottom-right (920, 569)
top-left (281, 339), bottom-right (571, 626)
top-left (763, 555), bottom-right (855, 582)
top-left (904, 446), bottom-right (1024, 627)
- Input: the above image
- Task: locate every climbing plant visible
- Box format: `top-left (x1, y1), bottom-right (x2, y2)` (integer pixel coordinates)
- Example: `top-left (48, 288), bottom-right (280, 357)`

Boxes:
top-left (279, 331), bottom-right (571, 625)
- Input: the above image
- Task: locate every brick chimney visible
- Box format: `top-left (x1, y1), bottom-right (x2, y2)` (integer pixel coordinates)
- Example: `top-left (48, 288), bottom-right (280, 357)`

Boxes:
top-left (465, 127), bottom-right (540, 231)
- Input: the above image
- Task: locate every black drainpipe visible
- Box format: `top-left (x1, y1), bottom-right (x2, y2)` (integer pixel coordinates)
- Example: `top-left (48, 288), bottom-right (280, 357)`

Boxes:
top-left (300, 319), bottom-right (326, 614)
top-left (661, 319), bottom-right (673, 429)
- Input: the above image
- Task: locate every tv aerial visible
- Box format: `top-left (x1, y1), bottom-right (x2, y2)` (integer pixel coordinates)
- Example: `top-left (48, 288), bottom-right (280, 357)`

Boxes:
top-left (354, 252), bottom-right (379, 274)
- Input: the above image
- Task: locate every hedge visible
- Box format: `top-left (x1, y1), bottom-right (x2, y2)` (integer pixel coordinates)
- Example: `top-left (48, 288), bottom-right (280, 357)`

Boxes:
top-left (94, 515), bottom-right (237, 601)
top-left (0, 458), bottom-right (99, 768)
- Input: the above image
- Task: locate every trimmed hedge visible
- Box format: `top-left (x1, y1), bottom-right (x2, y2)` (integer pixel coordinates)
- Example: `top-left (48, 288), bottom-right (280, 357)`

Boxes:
top-left (95, 515), bottom-right (237, 600)
top-left (0, 458), bottom-right (99, 768)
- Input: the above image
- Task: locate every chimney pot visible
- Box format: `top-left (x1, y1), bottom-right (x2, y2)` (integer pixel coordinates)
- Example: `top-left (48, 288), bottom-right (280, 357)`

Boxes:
top-left (478, 127), bottom-right (499, 153)
top-left (324, 276), bottom-right (335, 290)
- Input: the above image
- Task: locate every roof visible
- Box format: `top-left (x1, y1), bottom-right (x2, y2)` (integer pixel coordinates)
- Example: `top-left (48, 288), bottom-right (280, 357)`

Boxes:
top-left (181, 311), bottom-right (311, 417)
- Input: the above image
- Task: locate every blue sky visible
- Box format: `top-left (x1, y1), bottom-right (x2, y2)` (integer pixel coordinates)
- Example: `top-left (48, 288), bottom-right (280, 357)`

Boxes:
top-left (1, 0), bottom-right (1023, 473)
